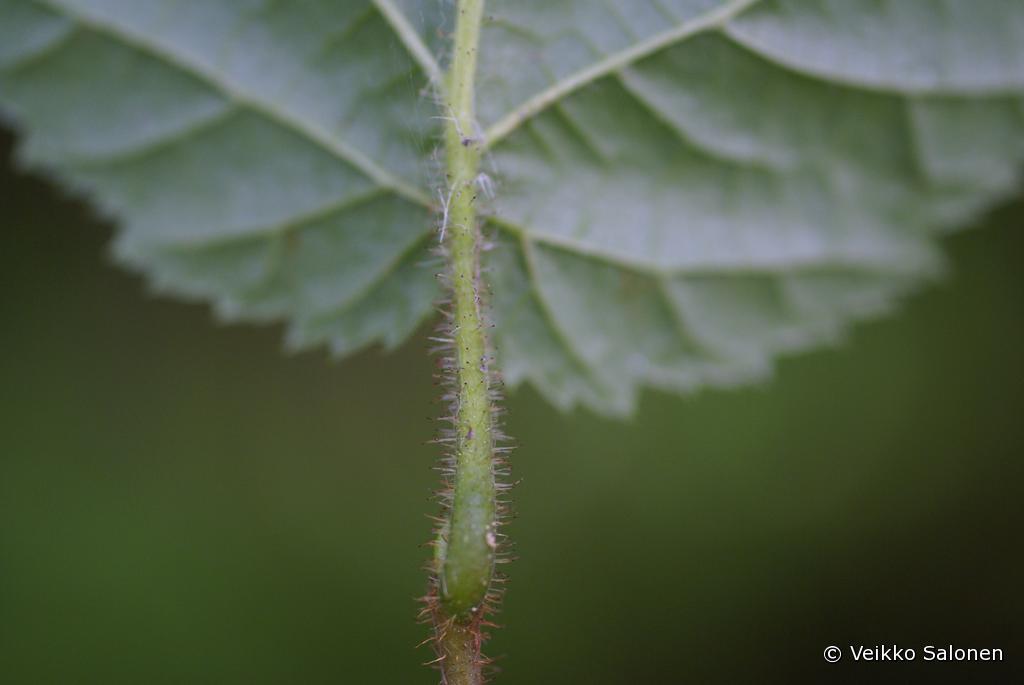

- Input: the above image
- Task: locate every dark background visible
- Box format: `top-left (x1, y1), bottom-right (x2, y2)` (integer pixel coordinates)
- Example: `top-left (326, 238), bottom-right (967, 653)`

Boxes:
top-left (2, 128), bottom-right (1022, 683)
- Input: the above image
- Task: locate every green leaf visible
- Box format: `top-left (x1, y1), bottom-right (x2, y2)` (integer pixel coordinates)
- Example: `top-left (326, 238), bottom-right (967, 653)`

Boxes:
top-left (2, 0), bottom-right (1023, 416)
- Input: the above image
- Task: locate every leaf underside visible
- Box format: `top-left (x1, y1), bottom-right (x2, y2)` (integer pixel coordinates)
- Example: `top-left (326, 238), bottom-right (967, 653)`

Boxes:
top-left (2, 0), bottom-right (1022, 416)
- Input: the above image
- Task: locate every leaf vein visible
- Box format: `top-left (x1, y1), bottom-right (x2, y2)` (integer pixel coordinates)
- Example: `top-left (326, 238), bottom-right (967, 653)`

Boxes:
top-left (482, 0), bottom-right (762, 148)
top-left (0, 22), bottom-right (77, 73)
top-left (35, 0), bottom-right (433, 208)
top-left (64, 104), bottom-right (239, 168)
top-left (654, 276), bottom-right (723, 361)
top-left (614, 70), bottom-right (790, 172)
top-left (304, 229), bottom-right (433, 324)
top-left (516, 234), bottom-right (619, 395)
top-left (372, 0), bottom-right (443, 86)
top-left (720, 23), bottom-right (1024, 97)
top-left (158, 187), bottom-right (397, 251)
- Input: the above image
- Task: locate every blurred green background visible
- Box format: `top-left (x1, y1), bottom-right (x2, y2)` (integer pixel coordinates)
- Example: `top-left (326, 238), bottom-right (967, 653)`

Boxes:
top-left (2, 128), bottom-right (1021, 684)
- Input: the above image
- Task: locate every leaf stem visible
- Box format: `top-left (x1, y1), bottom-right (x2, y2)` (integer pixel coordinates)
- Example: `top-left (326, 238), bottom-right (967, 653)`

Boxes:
top-left (430, 1), bottom-right (499, 683)
top-left (442, 0), bottom-right (491, 621)
top-left (438, 619), bottom-right (485, 685)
